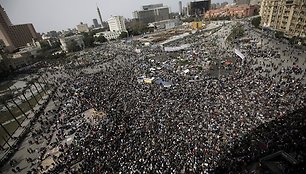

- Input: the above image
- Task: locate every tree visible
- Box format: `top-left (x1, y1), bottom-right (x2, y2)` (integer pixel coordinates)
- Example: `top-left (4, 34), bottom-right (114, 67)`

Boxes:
top-left (95, 35), bottom-right (107, 43)
top-left (126, 19), bottom-right (148, 36)
top-left (231, 25), bottom-right (244, 39)
top-left (82, 32), bottom-right (95, 48)
top-left (66, 40), bottom-right (81, 52)
top-left (251, 16), bottom-right (261, 28)
top-left (119, 31), bottom-right (128, 39)
top-left (275, 31), bottom-right (284, 39)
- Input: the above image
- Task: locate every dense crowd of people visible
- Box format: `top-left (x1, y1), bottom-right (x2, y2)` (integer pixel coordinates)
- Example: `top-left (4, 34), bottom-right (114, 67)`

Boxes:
top-left (2, 22), bottom-right (306, 174)
top-left (32, 26), bottom-right (305, 173)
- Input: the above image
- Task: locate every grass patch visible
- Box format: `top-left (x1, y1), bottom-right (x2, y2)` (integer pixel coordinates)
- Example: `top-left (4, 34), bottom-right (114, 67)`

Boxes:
top-left (0, 116), bottom-right (26, 146)
top-left (0, 90), bottom-right (46, 123)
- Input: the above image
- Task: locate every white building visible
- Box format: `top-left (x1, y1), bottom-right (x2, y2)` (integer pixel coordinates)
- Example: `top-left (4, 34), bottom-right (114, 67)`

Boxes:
top-left (108, 16), bottom-right (127, 32)
top-left (59, 35), bottom-right (85, 52)
top-left (94, 31), bottom-right (121, 41)
top-left (149, 19), bottom-right (181, 30)
top-left (76, 22), bottom-right (89, 33)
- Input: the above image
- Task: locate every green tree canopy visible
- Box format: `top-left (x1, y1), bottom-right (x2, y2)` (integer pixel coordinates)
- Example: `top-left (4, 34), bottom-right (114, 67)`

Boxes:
top-left (95, 35), bottom-right (107, 43)
top-left (251, 16), bottom-right (261, 28)
top-left (119, 32), bottom-right (128, 39)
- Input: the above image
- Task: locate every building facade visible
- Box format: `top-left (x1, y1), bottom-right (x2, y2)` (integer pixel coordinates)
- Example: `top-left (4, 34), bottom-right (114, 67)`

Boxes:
top-left (108, 16), bottom-right (127, 32)
top-left (76, 22), bottom-right (89, 33)
top-left (59, 35), bottom-right (85, 52)
top-left (260, 0), bottom-right (306, 38)
top-left (93, 19), bottom-right (100, 28)
top-left (205, 5), bottom-right (259, 19)
top-left (94, 31), bottom-right (121, 41)
top-left (189, 0), bottom-right (211, 17)
top-left (179, 1), bottom-right (183, 15)
top-left (133, 4), bottom-right (170, 24)
top-left (234, 0), bottom-right (251, 5)
top-left (0, 5), bottom-right (40, 52)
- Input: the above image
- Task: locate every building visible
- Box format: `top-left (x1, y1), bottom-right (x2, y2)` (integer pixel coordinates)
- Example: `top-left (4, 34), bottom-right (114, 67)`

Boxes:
top-left (108, 16), bottom-right (127, 32)
top-left (250, 0), bottom-right (261, 5)
top-left (0, 5), bottom-right (40, 52)
top-left (221, 2), bottom-right (229, 8)
top-left (76, 22), bottom-right (89, 33)
top-left (59, 35), bottom-right (85, 52)
top-left (148, 19), bottom-right (181, 30)
top-left (133, 4), bottom-right (170, 24)
top-left (189, 0), bottom-right (211, 17)
top-left (211, 3), bottom-right (217, 10)
top-left (93, 18), bottom-right (100, 28)
top-left (94, 31), bottom-right (121, 41)
top-left (179, 1), bottom-right (183, 15)
top-left (234, 0), bottom-right (251, 5)
top-left (205, 5), bottom-right (259, 19)
top-left (260, 0), bottom-right (306, 38)
top-left (183, 7), bottom-right (188, 16)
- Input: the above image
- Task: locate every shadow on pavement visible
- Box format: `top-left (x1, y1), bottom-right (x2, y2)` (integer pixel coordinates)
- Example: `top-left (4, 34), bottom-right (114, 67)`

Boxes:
top-left (215, 107), bottom-right (306, 174)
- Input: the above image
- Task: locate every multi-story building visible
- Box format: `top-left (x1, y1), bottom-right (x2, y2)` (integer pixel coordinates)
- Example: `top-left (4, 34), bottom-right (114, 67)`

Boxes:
top-left (133, 4), bottom-right (170, 24)
top-left (76, 22), bottom-right (89, 33)
top-left (179, 1), bottom-right (183, 15)
top-left (108, 16), bottom-right (127, 32)
top-left (205, 5), bottom-right (259, 19)
top-left (94, 31), bottom-right (121, 41)
top-left (221, 2), bottom-right (229, 8)
top-left (260, 0), bottom-right (306, 38)
top-left (59, 35), bottom-right (85, 52)
top-left (93, 19), bottom-right (100, 28)
top-left (250, 0), bottom-right (261, 5)
top-left (234, 0), bottom-right (251, 5)
top-left (0, 5), bottom-right (40, 52)
top-left (188, 0), bottom-right (211, 17)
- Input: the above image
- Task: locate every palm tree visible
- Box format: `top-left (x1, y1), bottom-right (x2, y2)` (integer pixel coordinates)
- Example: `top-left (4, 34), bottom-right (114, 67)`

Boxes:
top-left (21, 89), bottom-right (34, 112)
top-left (7, 93), bottom-right (28, 119)
top-left (0, 95), bottom-right (22, 127)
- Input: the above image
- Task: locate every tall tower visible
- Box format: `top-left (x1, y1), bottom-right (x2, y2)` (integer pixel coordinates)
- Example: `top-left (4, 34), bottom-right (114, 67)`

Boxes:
top-left (179, 1), bottom-right (183, 16)
top-left (97, 6), bottom-right (103, 28)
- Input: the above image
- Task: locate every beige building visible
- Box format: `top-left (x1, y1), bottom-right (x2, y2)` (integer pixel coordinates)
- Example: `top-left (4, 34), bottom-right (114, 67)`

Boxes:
top-left (108, 16), bottom-right (127, 32)
top-left (76, 22), bottom-right (89, 33)
top-left (0, 5), bottom-right (40, 52)
top-left (260, 0), bottom-right (306, 38)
